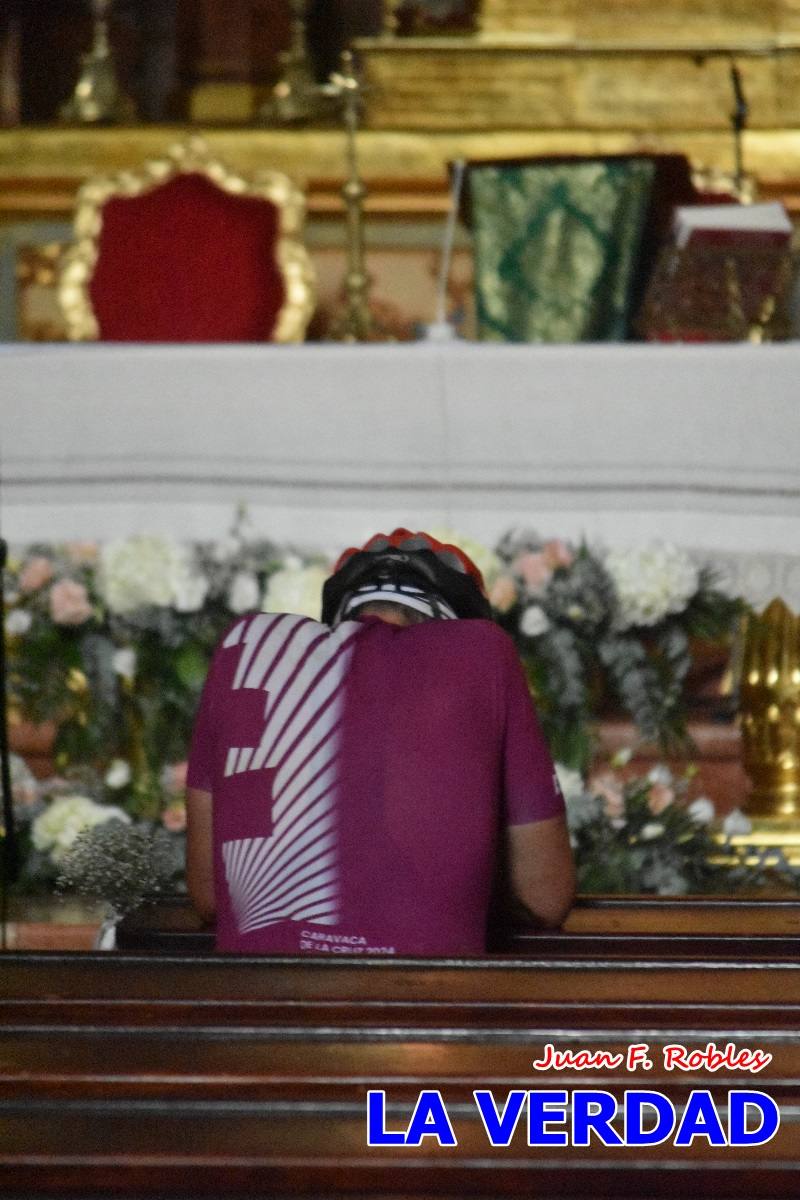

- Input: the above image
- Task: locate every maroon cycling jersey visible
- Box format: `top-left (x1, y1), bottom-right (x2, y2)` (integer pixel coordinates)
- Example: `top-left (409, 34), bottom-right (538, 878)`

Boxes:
top-left (187, 613), bottom-right (564, 956)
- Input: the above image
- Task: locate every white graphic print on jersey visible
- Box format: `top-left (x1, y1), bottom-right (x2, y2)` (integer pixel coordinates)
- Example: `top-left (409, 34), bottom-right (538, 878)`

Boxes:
top-left (220, 614), bottom-right (361, 935)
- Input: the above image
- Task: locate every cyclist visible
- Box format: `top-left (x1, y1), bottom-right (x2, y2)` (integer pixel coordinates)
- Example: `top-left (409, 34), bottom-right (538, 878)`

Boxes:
top-left (186, 529), bottom-right (574, 954)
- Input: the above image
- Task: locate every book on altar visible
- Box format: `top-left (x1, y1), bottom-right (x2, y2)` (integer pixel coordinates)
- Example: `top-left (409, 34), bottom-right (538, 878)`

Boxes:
top-left (672, 202), bottom-right (793, 249)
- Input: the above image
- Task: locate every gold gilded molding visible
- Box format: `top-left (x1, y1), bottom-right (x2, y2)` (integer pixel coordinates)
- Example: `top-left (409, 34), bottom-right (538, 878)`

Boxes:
top-left (58, 136), bottom-right (316, 343)
top-left (481, 0), bottom-right (795, 43)
top-left (5, 129), bottom-right (800, 221)
top-left (356, 37), bottom-right (800, 132)
top-left (739, 599), bottom-right (800, 819)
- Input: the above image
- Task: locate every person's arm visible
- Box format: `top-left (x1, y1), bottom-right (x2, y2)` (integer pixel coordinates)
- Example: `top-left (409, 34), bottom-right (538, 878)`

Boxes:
top-left (506, 815), bottom-right (575, 929)
top-left (497, 627), bottom-right (576, 929)
top-left (186, 786), bottom-right (215, 923)
top-left (185, 635), bottom-right (224, 926)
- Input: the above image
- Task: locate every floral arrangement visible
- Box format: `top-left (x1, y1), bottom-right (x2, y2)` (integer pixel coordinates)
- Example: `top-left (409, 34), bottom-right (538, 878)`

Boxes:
top-left (491, 532), bottom-right (742, 768)
top-left (557, 758), bottom-right (800, 895)
top-left (56, 819), bottom-right (181, 923)
top-left (4, 520), bottom-right (743, 896)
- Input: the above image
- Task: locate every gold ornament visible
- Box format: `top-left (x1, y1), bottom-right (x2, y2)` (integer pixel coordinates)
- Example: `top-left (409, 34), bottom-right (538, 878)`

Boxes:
top-left (739, 598), bottom-right (800, 818)
top-left (60, 0), bottom-right (136, 125)
top-left (258, 0), bottom-right (335, 126)
top-left (326, 52), bottom-right (381, 342)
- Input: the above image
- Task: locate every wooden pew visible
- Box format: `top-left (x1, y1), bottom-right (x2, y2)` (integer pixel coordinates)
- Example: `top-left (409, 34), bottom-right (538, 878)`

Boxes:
top-left (2, 952), bottom-right (798, 1197)
top-left (8, 894), bottom-right (800, 1197)
top-left (111, 895), bottom-right (800, 956)
top-left (3, 951), bottom-right (800, 1038)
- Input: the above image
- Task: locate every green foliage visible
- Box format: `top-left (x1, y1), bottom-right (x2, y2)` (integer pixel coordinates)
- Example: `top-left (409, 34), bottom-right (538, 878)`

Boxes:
top-left (567, 767), bottom-right (800, 895)
top-left (494, 534), bottom-right (742, 771)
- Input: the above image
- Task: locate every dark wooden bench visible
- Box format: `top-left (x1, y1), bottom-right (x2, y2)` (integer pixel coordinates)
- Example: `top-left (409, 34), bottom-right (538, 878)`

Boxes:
top-left (112, 895), bottom-right (800, 956)
top-left (2, 952), bottom-right (798, 1196)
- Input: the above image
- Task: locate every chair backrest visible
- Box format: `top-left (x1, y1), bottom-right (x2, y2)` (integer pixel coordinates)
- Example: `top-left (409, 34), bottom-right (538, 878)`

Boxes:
top-left (58, 139), bottom-right (316, 343)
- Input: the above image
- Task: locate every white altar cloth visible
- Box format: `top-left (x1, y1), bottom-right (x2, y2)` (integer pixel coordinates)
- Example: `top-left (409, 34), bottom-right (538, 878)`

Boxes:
top-left (1, 341), bottom-right (799, 603)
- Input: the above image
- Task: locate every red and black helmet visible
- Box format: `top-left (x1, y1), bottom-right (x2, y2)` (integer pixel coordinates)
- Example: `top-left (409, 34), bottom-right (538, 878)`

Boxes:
top-left (322, 528), bottom-right (491, 626)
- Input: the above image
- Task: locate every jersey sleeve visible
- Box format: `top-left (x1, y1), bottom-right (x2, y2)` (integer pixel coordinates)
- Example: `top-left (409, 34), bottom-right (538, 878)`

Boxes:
top-left (499, 633), bottom-right (566, 826)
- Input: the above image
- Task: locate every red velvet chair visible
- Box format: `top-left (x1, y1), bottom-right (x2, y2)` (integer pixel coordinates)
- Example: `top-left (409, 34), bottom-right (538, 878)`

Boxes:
top-left (58, 139), bottom-right (316, 342)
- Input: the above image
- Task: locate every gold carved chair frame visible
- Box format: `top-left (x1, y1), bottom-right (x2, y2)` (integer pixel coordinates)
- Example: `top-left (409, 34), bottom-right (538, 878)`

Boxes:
top-left (58, 138), bottom-right (316, 343)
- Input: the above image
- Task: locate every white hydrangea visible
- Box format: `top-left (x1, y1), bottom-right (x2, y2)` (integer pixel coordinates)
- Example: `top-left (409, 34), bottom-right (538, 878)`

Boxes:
top-left (605, 543), bottom-right (700, 630)
top-left (31, 795), bottom-right (130, 863)
top-left (262, 564), bottom-right (328, 620)
top-left (99, 536), bottom-right (187, 614)
top-left (520, 604), bottom-right (550, 638)
top-left (228, 570), bottom-right (261, 614)
top-left (640, 822), bottom-right (665, 841)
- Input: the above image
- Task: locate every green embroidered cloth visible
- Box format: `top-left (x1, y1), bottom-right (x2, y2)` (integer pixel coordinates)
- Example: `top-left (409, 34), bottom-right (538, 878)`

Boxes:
top-left (468, 158), bottom-right (656, 343)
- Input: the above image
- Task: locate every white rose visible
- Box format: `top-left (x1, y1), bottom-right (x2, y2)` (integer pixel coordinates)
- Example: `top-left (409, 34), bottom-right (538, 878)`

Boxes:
top-left (112, 647), bottom-right (137, 680)
top-left (31, 794), bottom-right (130, 863)
top-left (262, 565), bottom-right (328, 620)
top-left (172, 569), bottom-right (208, 613)
top-left (104, 759), bottom-right (132, 790)
top-left (687, 797), bottom-right (715, 825)
top-left (6, 609), bottom-right (32, 635)
top-left (228, 570), bottom-right (261, 614)
top-left (722, 808), bottom-right (752, 838)
top-left (554, 762), bottom-right (585, 803)
top-left (520, 605), bottom-right (550, 638)
top-left (640, 822), bottom-right (665, 840)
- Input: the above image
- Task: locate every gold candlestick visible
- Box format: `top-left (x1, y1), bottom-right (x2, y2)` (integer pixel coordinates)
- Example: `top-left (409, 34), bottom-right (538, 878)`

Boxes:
top-left (326, 51), bottom-right (375, 342)
top-left (60, 0), bottom-right (135, 125)
top-left (258, 0), bottom-right (333, 126)
top-left (739, 598), bottom-right (800, 818)
top-left (383, 1), bottom-right (403, 37)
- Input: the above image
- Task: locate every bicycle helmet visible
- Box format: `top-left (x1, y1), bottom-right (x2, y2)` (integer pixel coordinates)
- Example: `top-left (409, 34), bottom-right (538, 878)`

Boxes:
top-left (322, 528), bottom-right (492, 626)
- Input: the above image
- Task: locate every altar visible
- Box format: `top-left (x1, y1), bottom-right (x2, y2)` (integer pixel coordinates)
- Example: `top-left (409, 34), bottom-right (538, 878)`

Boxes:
top-left (2, 340), bottom-right (799, 607)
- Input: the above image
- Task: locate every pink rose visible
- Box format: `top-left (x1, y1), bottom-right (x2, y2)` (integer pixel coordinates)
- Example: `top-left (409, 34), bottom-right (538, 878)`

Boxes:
top-left (19, 556), bottom-right (53, 593)
top-left (648, 781), bottom-right (675, 815)
top-left (543, 539), bottom-right (574, 570)
top-left (49, 578), bottom-right (92, 626)
top-left (162, 802), bottom-right (187, 833)
top-left (514, 552), bottom-right (552, 593)
top-left (589, 771), bottom-right (626, 820)
top-left (489, 575), bottom-right (518, 613)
